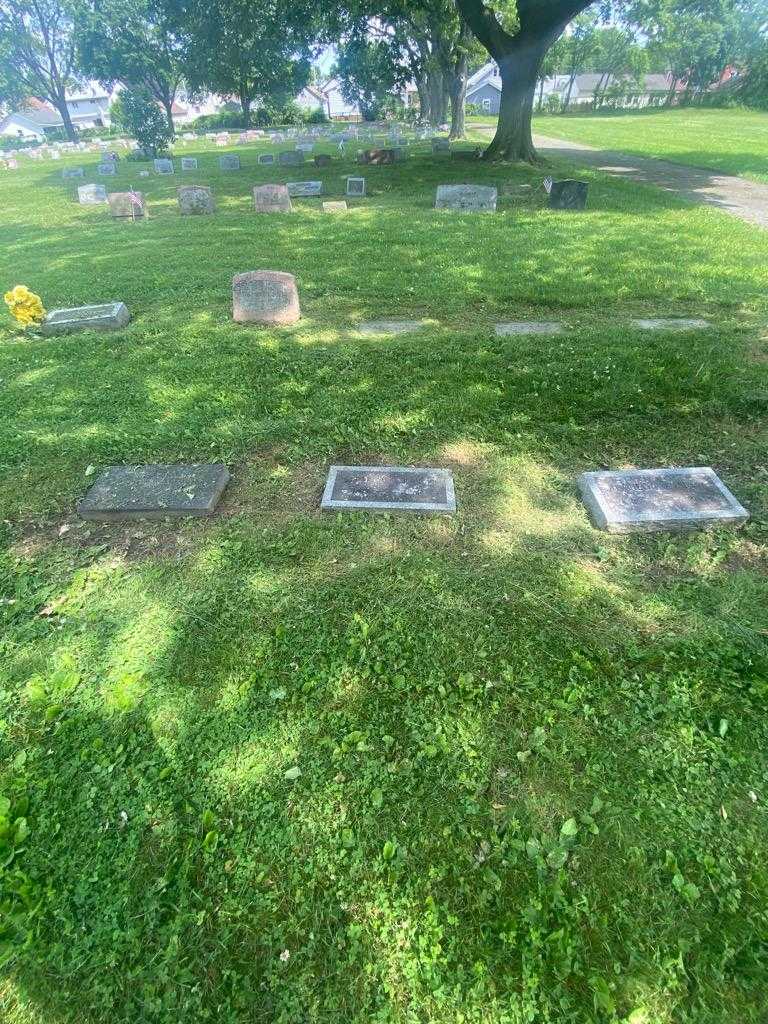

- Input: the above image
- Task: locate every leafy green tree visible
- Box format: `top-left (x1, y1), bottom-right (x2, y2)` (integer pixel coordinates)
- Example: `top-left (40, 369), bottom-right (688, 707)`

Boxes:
top-left (536, 34), bottom-right (568, 111)
top-left (119, 84), bottom-right (173, 155)
top-left (335, 34), bottom-right (405, 120)
top-left (592, 26), bottom-right (646, 108)
top-left (561, 10), bottom-right (600, 109)
top-left (0, 0), bottom-right (82, 140)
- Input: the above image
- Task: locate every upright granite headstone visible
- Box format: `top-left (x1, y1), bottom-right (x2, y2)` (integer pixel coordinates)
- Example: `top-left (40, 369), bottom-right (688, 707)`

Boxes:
top-left (432, 139), bottom-right (450, 154)
top-left (219, 154), bottom-right (240, 171)
top-left (232, 271), bottom-right (300, 325)
top-left (181, 157), bottom-right (198, 170)
top-left (78, 183), bottom-right (108, 205)
top-left (97, 162), bottom-right (117, 176)
top-left (153, 158), bottom-right (174, 174)
top-left (346, 176), bottom-right (366, 197)
top-left (177, 185), bottom-right (215, 215)
top-left (41, 302), bottom-right (130, 336)
top-left (279, 150), bottom-right (304, 166)
top-left (577, 467), bottom-right (749, 533)
top-left (108, 191), bottom-right (147, 218)
top-left (321, 465), bottom-right (456, 513)
top-left (78, 464), bottom-right (230, 521)
top-left (435, 184), bottom-right (497, 212)
top-left (253, 184), bottom-right (292, 213)
top-left (286, 180), bottom-right (323, 197)
top-left (548, 179), bottom-right (588, 210)
top-left (258, 153), bottom-right (276, 165)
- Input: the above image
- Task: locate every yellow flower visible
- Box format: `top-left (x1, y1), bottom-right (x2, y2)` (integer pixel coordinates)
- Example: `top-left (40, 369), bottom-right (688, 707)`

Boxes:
top-left (4, 285), bottom-right (45, 328)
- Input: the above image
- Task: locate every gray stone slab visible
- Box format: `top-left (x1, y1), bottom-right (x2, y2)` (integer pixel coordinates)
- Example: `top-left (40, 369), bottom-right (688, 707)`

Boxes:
top-left (432, 139), bottom-right (450, 154)
top-left (495, 321), bottom-right (564, 335)
top-left (62, 167), bottom-right (84, 178)
top-left (219, 154), bottom-right (240, 170)
top-left (357, 320), bottom-right (424, 335)
top-left (108, 191), bottom-right (147, 218)
top-left (253, 184), bottom-right (292, 213)
top-left (286, 180), bottom-right (323, 197)
top-left (631, 318), bottom-right (710, 331)
top-left (181, 157), bottom-right (198, 170)
top-left (346, 176), bottom-right (366, 196)
top-left (578, 467), bottom-right (748, 534)
top-left (279, 150), bottom-right (304, 165)
top-left (178, 185), bottom-right (215, 215)
top-left (321, 465), bottom-right (456, 513)
top-left (78, 463), bottom-right (230, 521)
top-left (322, 201), bottom-right (347, 213)
top-left (435, 184), bottom-right (497, 212)
top-left (232, 270), bottom-right (300, 325)
top-left (78, 183), bottom-right (107, 205)
top-left (97, 162), bottom-right (117, 175)
top-left (258, 153), bottom-right (276, 165)
top-left (548, 179), bottom-right (588, 210)
top-left (41, 302), bottom-right (130, 336)
top-left (153, 158), bottom-right (174, 174)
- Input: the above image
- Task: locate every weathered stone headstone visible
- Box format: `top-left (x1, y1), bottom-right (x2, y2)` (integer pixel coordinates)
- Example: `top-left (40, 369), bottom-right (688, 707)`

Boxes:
top-left (346, 176), bottom-right (366, 197)
top-left (495, 321), bottom-right (564, 335)
top-left (181, 157), bottom-right (198, 170)
top-left (178, 185), bottom-right (215, 215)
top-left (153, 158), bottom-right (174, 174)
top-left (78, 183), bottom-right (108, 205)
top-left (321, 465), bottom-right (456, 513)
top-left (432, 138), bottom-right (450, 154)
top-left (97, 162), bottom-right (117, 175)
top-left (314, 154), bottom-right (332, 167)
top-left (435, 184), bottom-right (497, 212)
top-left (577, 467), bottom-right (749, 533)
top-left (357, 320), bottom-right (424, 335)
top-left (219, 154), bottom-right (240, 170)
top-left (258, 153), bottom-right (276, 165)
top-left (78, 463), bottom-right (230, 521)
top-left (253, 184), bottom-right (292, 213)
top-left (548, 179), bottom-right (588, 210)
top-left (631, 318), bottom-right (710, 331)
top-left (232, 271), bottom-right (300, 325)
top-left (296, 143), bottom-right (314, 153)
top-left (62, 167), bottom-right (84, 179)
top-left (322, 201), bottom-right (347, 213)
top-left (108, 191), bottom-right (147, 218)
top-left (41, 302), bottom-right (130, 336)
top-left (286, 180), bottom-right (323, 197)
top-left (279, 150), bottom-right (304, 166)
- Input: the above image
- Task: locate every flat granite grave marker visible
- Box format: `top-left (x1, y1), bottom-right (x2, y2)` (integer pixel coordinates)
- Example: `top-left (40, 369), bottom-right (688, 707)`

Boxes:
top-left (253, 184), bottom-right (292, 213)
top-left (357, 320), bottom-right (424, 335)
top-left (108, 191), bottom-right (147, 218)
top-left (181, 157), bottom-right (198, 170)
top-left (97, 162), bottom-right (117, 175)
top-left (153, 158), bottom-right (174, 174)
top-left (41, 302), bottom-right (130, 336)
top-left (78, 463), bottom-right (230, 521)
top-left (322, 201), bottom-right (347, 213)
top-left (495, 321), bottom-right (564, 335)
top-left (435, 184), bottom-right (497, 212)
top-left (279, 150), bottom-right (304, 166)
top-left (346, 176), bottom-right (366, 196)
top-left (258, 153), bottom-right (276, 165)
top-left (178, 185), bottom-right (215, 215)
top-left (62, 167), bottom-right (84, 179)
top-left (232, 270), bottom-right (300, 325)
top-left (577, 467), bottom-right (749, 533)
top-left (321, 465), bottom-right (456, 514)
top-left (547, 178), bottom-right (588, 210)
top-left (631, 318), bottom-right (710, 331)
top-left (286, 180), bottom-right (323, 197)
top-left (219, 154), bottom-right (240, 170)
top-left (78, 183), bottom-right (108, 205)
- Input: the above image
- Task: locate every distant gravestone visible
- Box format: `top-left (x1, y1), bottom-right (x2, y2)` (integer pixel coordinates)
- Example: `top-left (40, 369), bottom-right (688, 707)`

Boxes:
top-left (41, 302), bottom-right (130, 336)
top-left (219, 154), bottom-right (240, 170)
top-left (358, 320), bottom-right (424, 335)
top-left (78, 464), bottom-right (230, 521)
top-left (432, 138), bottom-right (450, 154)
top-left (232, 270), bottom-right (300, 325)
top-left (322, 201), bottom-right (347, 213)
top-left (279, 150), bottom-right (304, 166)
top-left (286, 180), bottom-right (323, 197)
top-left (97, 162), bottom-right (117, 175)
top-left (178, 185), bottom-right (215, 215)
top-left (253, 184), bottom-right (292, 213)
top-left (631, 318), bottom-right (710, 331)
top-left (577, 467), bottom-right (749, 533)
top-left (62, 167), bottom-right (84, 179)
top-left (359, 148), bottom-right (396, 165)
top-left (78, 183), bottom-right (107, 205)
top-left (138, 170), bottom-right (150, 178)
top-left (346, 176), bottom-right (366, 197)
top-left (296, 143), bottom-right (314, 153)
top-left (435, 184), bottom-right (497, 212)
top-left (321, 465), bottom-right (456, 514)
top-left (108, 191), bottom-right (147, 218)
top-left (153, 158), bottom-right (174, 174)
top-left (181, 157), bottom-right (198, 170)
top-left (258, 153), bottom-right (276, 165)
top-left (547, 179), bottom-right (588, 210)
top-left (495, 321), bottom-right (564, 335)
top-left (314, 154), bottom-right (332, 167)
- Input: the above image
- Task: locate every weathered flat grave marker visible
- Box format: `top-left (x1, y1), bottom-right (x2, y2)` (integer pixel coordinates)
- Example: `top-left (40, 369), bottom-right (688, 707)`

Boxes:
top-left (78, 463), bottom-right (230, 521)
top-left (153, 158), bottom-right (174, 174)
top-left (108, 191), bottom-right (147, 218)
top-left (178, 185), bottom-right (215, 215)
top-left (322, 465), bottom-right (456, 513)
top-left (322, 201), bottom-right (347, 213)
top-left (253, 184), bottom-right (292, 213)
top-left (346, 176), bottom-right (366, 196)
top-left (279, 150), bottom-right (304, 166)
top-left (78, 183), bottom-right (107, 205)
top-left (631, 318), bottom-right (710, 331)
top-left (41, 302), bottom-right (130, 336)
top-left (577, 467), bottom-right (748, 533)
top-left (219, 154), bottom-right (240, 170)
top-left (546, 178), bottom-right (588, 210)
top-left (62, 167), bottom-right (84, 179)
top-left (258, 153), bottom-right (276, 165)
top-left (97, 162), bottom-right (117, 176)
top-left (357, 320), bottom-right (424, 335)
top-left (181, 157), bottom-right (198, 170)
top-left (495, 321), bottom-right (564, 335)
top-left (232, 270), bottom-right (300, 325)
top-left (435, 184), bottom-right (497, 212)
top-left (286, 180), bottom-right (323, 197)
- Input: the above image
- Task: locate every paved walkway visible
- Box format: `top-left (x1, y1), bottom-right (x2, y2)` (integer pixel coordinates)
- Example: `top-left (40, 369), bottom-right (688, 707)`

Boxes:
top-left (528, 132), bottom-right (768, 230)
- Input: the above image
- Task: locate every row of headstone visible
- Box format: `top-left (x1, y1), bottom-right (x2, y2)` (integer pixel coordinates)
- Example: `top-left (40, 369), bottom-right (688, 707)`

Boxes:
top-left (74, 460), bottom-right (749, 534)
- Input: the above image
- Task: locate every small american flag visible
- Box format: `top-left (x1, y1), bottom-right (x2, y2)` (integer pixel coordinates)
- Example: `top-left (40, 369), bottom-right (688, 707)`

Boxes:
top-left (543, 175), bottom-right (553, 194)
top-left (127, 189), bottom-right (143, 208)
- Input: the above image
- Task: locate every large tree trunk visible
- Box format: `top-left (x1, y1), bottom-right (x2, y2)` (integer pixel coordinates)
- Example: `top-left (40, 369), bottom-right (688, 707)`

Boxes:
top-left (240, 93), bottom-right (252, 127)
top-left (52, 90), bottom-right (77, 142)
top-left (448, 64), bottom-right (467, 138)
top-left (417, 80), bottom-right (430, 122)
top-left (482, 37), bottom-right (550, 161)
top-left (160, 96), bottom-right (175, 137)
top-left (428, 69), bottom-right (447, 124)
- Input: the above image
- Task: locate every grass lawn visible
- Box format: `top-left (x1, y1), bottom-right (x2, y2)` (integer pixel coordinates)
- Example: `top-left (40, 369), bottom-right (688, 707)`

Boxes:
top-left (528, 107), bottom-right (768, 184)
top-left (1, 131), bottom-right (768, 1024)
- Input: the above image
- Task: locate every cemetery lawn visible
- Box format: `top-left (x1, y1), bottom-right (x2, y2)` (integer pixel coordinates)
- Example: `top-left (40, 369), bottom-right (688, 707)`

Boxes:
top-left (531, 107), bottom-right (768, 183)
top-left (1, 134), bottom-right (768, 1024)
